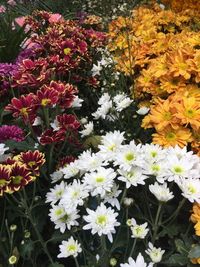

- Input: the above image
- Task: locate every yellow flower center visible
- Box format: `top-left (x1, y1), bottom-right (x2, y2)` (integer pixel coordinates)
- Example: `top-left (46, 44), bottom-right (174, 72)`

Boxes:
top-left (173, 166), bottom-right (183, 174)
top-left (108, 144), bottom-right (116, 151)
top-left (96, 215), bottom-right (107, 226)
top-left (151, 165), bottom-right (160, 172)
top-left (188, 185), bottom-right (197, 194)
top-left (20, 107), bottom-right (28, 116)
top-left (64, 48), bottom-right (71, 55)
top-left (96, 176), bottom-right (105, 183)
top-left (41, 98), bottom-right (51, 106)
top-left (166, 132), bottom-right (176, 141)
top-left (185, 109), bottom-right (195, 118)
top-left (27, 161), bottom-right (36, 167)
top-left (55, 208), bottom-right (63, 216)
top-left (12, 175), bottom-right (23, 185)
top-left (0, 179), bottom-right (8, 187)
top-left (67, 244), bottom-right (76, 252)
top-left (151, 151), bottom-right (157, 158)
top-left (125, 153), bottom-right (135, 161)
top-left (163, 112), bottom-right (172, 120)
top-left (60, 214), bottom-right (69, 223)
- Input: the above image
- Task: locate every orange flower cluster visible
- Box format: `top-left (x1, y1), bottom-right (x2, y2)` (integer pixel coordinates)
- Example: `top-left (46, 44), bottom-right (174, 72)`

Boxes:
top-left (108, 4), bottom-right (200, 153)
top-left (190, 202), bottom-right (200, 236)
top-left (0, 150), bottom-right (45, 196)
top-left (161, 0), bottom-right (200, 13)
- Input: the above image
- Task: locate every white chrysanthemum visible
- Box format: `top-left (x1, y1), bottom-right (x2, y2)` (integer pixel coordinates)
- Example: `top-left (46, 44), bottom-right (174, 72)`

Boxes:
top-left (143, 162), bottom-right (167, 183)
top-left (113, 93), bottom-right (133, 112)
top-left (0, 143), bottom-right (9, 162)
top-left (58, 237), bottom-right (82, 258)
top-left (164, 155), bottom-right (198, 182)
top-left (83, 167), bottom-right (116, 197)
top-left (78, 150), bottom-right (105, 172)
top-left (91, 62), bottom-right (102, 76)
top-left (118, 167), bottom-right (147, 188)
top-left (176, 178), bottom-right (200, 203)
top-left (130, 218), bottom-right (149, 239)
top-left (120, 253), bottom-right (153, 267)
top-left (92, 93), bottom-right (113, 120)
top-left (92, 101), bottom-right (113, 120)
top-left (149, 182), bottom-right (174, 202)
top-left (98, 131), bottom-right (125, 161)
top-left (46, 181), bottom-right (66, 204)
top-left (166, 145), bottom-right (194, 160)
top-left (62, 161), bottom-right (80, 179)
top-left (60, 180), bottom-right (88, 208)
top-left (83, 203), bottom-right (120, 242)
top-left (136, 107), bottom-right (150, 115)
top-left (102, 183), bottom-right (122, 210)
top-left (114, 143), bottom-right (144, 171)
top-left (71, 95), bottom-right (84, 108)
top-left (50, 170), bottom-right (63, 183)
top-left (145, 242), bottom-right (165, 263)
top-left (49, 205), bottom-right (79, 233)
top-left (80, 121), bottom-right (94, 137)
top-left (143, 144), bottom-right (165, 163)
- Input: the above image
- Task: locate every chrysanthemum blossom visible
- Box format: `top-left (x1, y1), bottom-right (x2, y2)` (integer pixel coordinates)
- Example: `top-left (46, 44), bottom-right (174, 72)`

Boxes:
top-left (98, 131), bottom-right (125, 161)
top-left (0, 125), bottom-right (25, 142)
top-left (130, 218), bottom-right (149, 239)
top-left (83, 203), bottom-right (120, 242)
top-left (113, 93), bottom-right (133, 112)
top-left (120, 253), bottom-right (153, 267)
top-left (177, 178), bottom-right (200, 203)
top-left (149, 182), bottom-right (174, 202)
top-left (57, 237), bottom-right (82, 258)
top-left (83, 167), bottom-right (116, 197)
top-left (145, 242), bottom-right (165, 263)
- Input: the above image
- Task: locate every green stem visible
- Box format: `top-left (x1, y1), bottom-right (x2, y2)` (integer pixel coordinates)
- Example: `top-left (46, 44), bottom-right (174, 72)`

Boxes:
top-left (120, 187), bottom-right (127, 205)
top-left (163, 198), bottom-right (186, 225)
top-left (74, 257), bottom-right (80, 267)
top-left (152, 202), bottom-right (162, 244)
top-left (48, 144), bottom-right (54, 175)
top-left (129, 238), bottom-right (137, 257)
top-left (43, 107), bottom-right (50, 128)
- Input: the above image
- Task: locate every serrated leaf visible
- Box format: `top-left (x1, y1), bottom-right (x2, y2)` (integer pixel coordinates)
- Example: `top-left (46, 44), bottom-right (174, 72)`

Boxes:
top-left (159, 224), bottom-right (180, 238)
top-left (5, 140), bottom-right (35, 151)
top-left (188, 245), bottom-right (200, 259)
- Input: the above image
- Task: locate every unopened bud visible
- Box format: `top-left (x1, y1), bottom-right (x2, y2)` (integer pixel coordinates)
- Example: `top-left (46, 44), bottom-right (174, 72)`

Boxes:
top-left (110, 258), bottom-right (117, 266)
top-left (8, 255), bottom-right (17, 265)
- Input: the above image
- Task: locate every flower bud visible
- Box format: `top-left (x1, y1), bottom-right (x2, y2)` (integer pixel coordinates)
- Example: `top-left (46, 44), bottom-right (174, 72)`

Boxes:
top-left (123, 197), bottom-right (134, 207)
top-left (8, 255), bottom-right (17, 265)
top-left (110, 258), bottom-right (117, 266)
top-left (10, 224), bottom-right (17, 232)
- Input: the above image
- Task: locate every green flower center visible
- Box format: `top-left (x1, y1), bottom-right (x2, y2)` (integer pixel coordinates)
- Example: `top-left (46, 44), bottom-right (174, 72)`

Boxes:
top-left (96, 215), bottom-right (107, 226)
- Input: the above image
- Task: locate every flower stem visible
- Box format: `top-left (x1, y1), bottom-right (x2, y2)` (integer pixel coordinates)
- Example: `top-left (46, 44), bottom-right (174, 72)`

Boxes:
top-left (74, 257), bottom-right (80, 267)
top-left (152, 202), bottom-right (162, 243)
top-left (163, 198), bottom-right (186, 225)
top-left (129, 238), bottom-right (137, 257)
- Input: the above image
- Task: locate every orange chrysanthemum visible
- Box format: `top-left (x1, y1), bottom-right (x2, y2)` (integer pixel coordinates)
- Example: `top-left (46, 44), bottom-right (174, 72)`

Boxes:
top-left (152, 126), bottom-right (192, 148)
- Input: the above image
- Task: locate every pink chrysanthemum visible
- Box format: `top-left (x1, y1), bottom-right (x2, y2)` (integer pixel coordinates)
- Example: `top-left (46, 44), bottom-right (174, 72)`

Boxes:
top-left (0, 125), bottom-right (25, 142)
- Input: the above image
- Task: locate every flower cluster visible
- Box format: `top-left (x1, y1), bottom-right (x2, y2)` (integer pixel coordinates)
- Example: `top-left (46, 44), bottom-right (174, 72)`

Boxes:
top-left (108, 4), bottom-right (200, 154)
top-left (46, 130), bottom-right (200, 265)
top-left (0, 150), bottom-right (45, 196)
top-left (161, 0), bottom-right (200, 13)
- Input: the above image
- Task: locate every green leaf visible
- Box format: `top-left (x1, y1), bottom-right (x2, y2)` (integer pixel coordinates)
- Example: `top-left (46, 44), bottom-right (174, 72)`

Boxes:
top-left (20, 240), bottom-right (35, 259)
top-left (167, 254), bottom-right (188, 266)
top-left (84, 135), bottom-right (102, 149)
top-left (175, 239), bottom-right (189, 255)
top-left (188, 245), bottom-right (200, 259)
top-left (159, 224), bottom-right (180, 238)
top-left (5, 140), bottom-right (35, 151)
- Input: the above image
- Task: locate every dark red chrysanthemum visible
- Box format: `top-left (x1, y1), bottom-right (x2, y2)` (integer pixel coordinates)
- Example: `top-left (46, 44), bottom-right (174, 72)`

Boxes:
top-left (56, 114), bottom-right (80, 131)
top-left (40, 129), bottom-right (66, 145)
top-left (36, 85), bottom-right (59, 107)
top-left (8, 163), bottom-right (33, 193)
top-left (19, 150), bottom-right (45, 175)
top-left (5, 93), bottom-right (37, 123)
top-left (0, 125), bottom-right (25, 142)
top-left (0, 165), bottom-right (11, 196)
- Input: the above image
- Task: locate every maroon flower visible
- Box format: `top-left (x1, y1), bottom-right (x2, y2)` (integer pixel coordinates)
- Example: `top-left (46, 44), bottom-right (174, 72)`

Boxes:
top-left (19, 150), bottom-right (45, 175)
top-left (0, 125), bottom-right (25, 142)
top-left (57, 155), bottom-right (75, 168)
top-left (40, 129), bottom-right (66, 145)
top-left (56, 114), bottom-right (80, 131)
